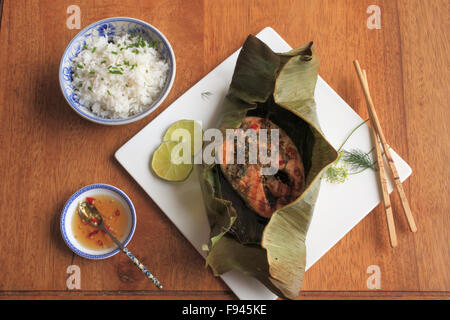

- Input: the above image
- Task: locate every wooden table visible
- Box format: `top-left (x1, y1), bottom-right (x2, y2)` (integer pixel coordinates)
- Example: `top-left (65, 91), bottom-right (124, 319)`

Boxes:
top-left (0, 0), bottom-right (448, 300)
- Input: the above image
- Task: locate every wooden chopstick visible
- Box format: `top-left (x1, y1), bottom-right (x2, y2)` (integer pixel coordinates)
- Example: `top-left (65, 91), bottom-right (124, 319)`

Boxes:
top-left (354, 60), bottom-right (417, 234)
top-left (362, 69), bottom-right (398, 248)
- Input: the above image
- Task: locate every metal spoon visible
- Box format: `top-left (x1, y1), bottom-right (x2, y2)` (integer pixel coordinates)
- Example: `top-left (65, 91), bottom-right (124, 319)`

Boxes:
top-left (78, 201), bottom-right (163, 289)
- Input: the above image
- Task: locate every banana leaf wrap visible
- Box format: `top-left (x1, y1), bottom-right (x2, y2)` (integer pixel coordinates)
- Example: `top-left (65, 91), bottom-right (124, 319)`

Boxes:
top-left (198, 35), bottom-right (338, 299)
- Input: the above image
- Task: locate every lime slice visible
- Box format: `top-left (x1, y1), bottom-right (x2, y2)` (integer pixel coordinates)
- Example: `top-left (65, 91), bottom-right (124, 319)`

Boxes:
top-left (162, 120), bottom-right (202, 157)
top-left (151, 141), bottom-right (193, 182)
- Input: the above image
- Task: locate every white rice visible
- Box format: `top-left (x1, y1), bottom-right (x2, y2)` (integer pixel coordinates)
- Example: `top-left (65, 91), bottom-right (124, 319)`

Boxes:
top-left (71, 33), bottom-right (169, 119)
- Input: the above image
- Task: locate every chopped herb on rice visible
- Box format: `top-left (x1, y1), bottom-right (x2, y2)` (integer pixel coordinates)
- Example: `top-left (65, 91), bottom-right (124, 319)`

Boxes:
top-left (71, 33), bottom-right (168, 119)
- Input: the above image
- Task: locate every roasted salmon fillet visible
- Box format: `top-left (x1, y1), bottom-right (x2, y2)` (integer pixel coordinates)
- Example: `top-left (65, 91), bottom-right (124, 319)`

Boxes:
top-left (220, 117), bottom-right (305, 218)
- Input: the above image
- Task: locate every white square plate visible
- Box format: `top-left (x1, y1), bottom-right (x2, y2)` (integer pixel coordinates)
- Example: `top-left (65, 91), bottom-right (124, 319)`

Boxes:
top-left (115, 27), bottom-right (411, 300)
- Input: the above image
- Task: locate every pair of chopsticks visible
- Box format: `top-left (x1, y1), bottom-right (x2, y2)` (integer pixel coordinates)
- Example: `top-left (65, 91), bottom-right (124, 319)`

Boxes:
top-left (353, 60), bottom-right (417, 248)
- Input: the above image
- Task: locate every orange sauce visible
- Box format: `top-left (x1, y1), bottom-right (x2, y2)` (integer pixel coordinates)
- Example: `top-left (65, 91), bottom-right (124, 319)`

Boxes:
top-left (72, 194), bottom-right (129, 250)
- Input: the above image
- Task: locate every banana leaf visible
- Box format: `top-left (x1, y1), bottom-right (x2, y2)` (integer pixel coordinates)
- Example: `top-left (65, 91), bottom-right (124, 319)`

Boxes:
top-left (198, 35), bottom-right (338, 300)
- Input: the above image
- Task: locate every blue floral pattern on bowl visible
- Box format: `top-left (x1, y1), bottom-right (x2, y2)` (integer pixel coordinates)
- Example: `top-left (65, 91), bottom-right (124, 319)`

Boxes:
top-left (59, 17), bottom-right (176, 125)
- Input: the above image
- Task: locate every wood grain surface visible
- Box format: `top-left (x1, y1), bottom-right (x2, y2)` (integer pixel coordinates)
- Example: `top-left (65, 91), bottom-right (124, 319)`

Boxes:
top-left (0, 0), bottom-right (448, 300)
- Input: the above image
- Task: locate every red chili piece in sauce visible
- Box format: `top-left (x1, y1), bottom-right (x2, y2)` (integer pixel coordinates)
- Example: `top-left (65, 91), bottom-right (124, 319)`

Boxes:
top-left (86, 197), bottom-right (95, 205)
top-left (88, 230), bottom-right (99, 238)
top-left (115, 209), bottom-right (120, 216)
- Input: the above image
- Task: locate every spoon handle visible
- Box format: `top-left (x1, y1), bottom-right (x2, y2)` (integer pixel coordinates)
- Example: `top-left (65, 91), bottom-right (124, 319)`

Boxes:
top-left (99, 224), bottom-right (163, 289)
top-left (122, 248), bottom-right (163, 289)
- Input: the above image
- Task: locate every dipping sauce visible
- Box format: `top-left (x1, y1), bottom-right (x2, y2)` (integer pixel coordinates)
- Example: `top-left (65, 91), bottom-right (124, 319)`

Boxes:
top-left (72, 194), bottom-right (129, 250)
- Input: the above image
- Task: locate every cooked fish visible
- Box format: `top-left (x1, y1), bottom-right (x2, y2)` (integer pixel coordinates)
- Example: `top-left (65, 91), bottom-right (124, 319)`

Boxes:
top-left (220, 116), bottom-right (305, 218)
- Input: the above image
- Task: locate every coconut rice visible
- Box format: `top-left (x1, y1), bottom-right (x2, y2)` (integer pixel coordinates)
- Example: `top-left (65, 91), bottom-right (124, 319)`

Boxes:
top-left (71, 33), bottom-right (169, 119)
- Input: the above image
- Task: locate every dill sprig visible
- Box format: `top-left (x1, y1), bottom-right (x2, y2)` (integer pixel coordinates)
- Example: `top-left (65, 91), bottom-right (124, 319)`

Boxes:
top-left (342, 148), bottom-right (376, 173)
top-left (325, 119), bottom-right (378, 183)
top-left (325, 164), bottom-right (349, 184)
top-left (336, 119), bottom-right (369, 152)
top-left (325, 151), bottom-right (349, 183)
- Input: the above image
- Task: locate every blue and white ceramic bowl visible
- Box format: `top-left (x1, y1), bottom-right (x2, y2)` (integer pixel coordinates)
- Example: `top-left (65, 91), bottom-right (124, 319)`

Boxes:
top-left (59, 17), bottom-right (176, 125)
top-left (60, 184), bottom-right (137, 259)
